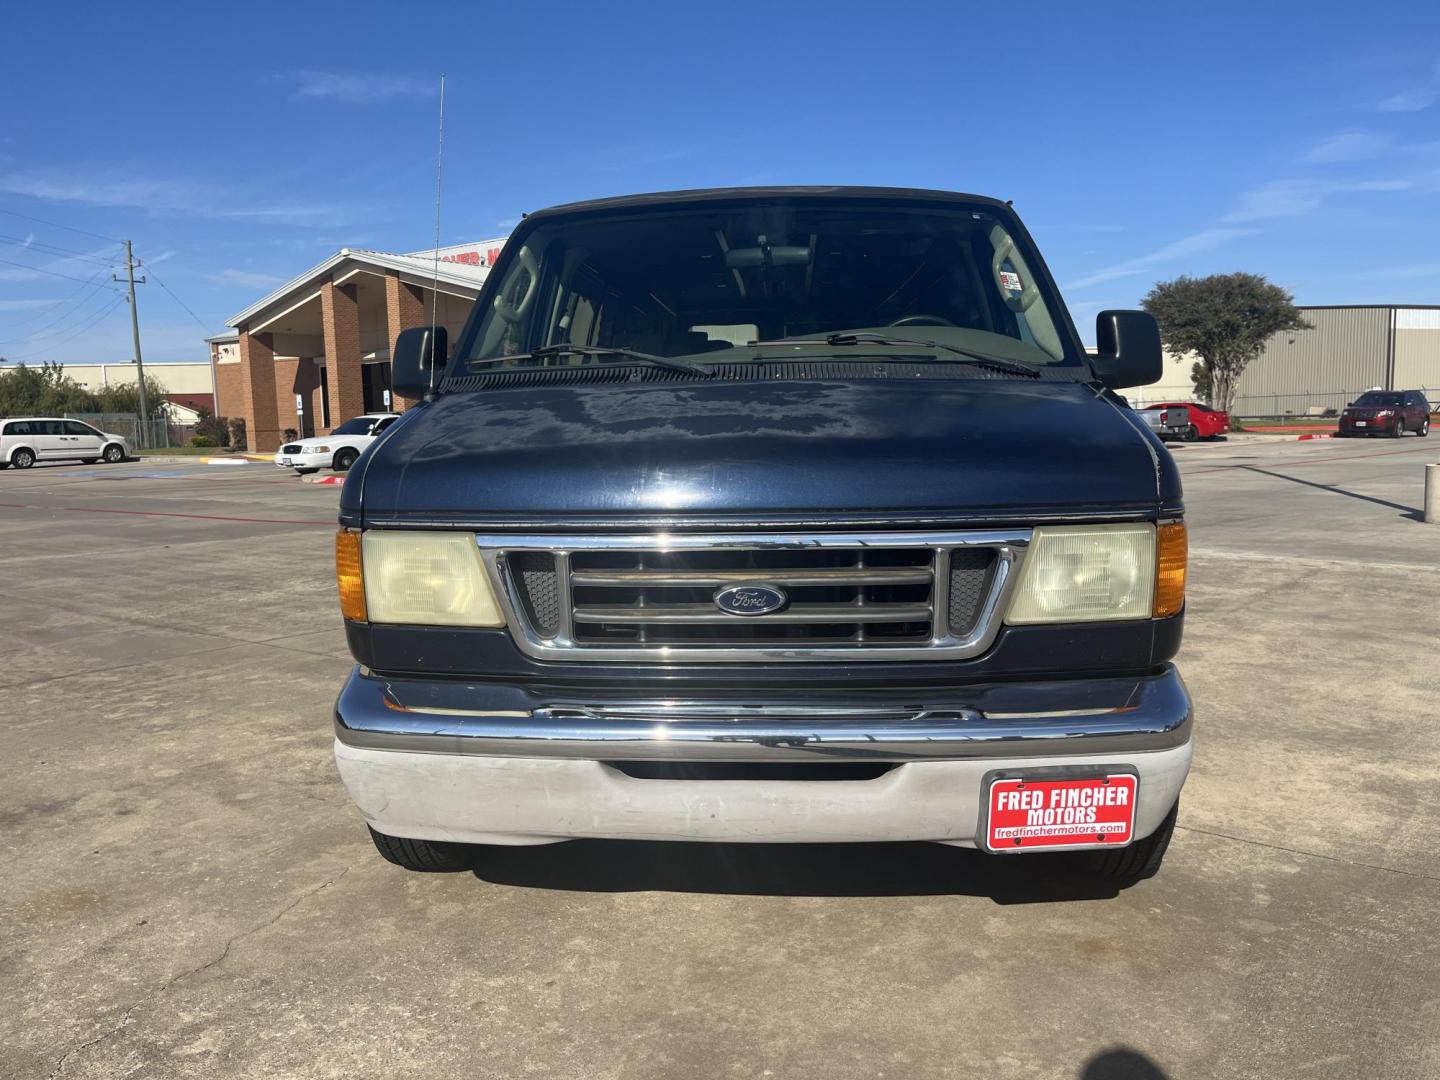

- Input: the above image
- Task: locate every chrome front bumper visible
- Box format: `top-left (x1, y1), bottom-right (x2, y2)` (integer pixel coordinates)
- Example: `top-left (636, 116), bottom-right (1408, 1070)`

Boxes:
top-left (333, 664), bottom-right (1192, 763)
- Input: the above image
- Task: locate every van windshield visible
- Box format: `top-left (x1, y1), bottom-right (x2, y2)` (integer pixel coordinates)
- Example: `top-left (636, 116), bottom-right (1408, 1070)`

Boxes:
top-left (460, 200), bottom-right (1081, 374)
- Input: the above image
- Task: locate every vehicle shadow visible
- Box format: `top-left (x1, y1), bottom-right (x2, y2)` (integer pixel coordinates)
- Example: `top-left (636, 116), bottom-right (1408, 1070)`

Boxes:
top-left (1238, 464), bottom-right (1424, 520)
top-left (1080, 1047), bottom-right (1171, 1079)
top-left (467, 838), bottom-right (1127, 904)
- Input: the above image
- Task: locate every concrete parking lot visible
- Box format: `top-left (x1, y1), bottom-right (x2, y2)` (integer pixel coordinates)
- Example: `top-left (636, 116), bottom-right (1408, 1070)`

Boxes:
top-left (3, 437), bottom-right (1438, 1080)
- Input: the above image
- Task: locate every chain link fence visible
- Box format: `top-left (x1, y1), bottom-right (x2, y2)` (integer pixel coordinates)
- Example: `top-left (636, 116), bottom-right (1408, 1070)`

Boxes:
top-left (64, 413), bottom-right (185, 450)
top-left (1230, 388), bottom-right (1438, 421)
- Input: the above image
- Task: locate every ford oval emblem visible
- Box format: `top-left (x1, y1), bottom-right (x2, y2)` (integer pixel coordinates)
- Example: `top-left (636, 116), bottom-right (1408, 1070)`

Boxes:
top-left (713, 583), bottom-right (788, 617)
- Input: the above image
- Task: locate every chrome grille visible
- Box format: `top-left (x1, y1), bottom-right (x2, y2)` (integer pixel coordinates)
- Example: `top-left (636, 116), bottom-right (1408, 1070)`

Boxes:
top-left (569, 546), bottom-right (935, 646)
top-left (483, 530), bottom-right (1029, 663)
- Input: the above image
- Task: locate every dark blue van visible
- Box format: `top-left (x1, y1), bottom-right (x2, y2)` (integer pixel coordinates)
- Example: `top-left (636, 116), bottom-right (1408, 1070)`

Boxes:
top-left (330, 187), bottom-right (1192, 883)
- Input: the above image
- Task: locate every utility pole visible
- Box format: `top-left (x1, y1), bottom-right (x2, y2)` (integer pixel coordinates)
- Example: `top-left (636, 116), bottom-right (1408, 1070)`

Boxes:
top-left (115, 241), bottom-right (149, 447)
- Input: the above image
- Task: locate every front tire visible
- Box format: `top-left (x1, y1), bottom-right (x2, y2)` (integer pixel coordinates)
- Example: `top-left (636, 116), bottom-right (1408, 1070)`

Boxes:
top-left (333, 448), bottom-right (359, 472)
top-left (1420, 418), bottom-right (1430, 437)
top-left (368, 826), bottom-right (477, 872)
top-left (1069, 799), bottom-right (1178, 884)
top-left (1181, 424), bottom-right (1199, 442)
top-left (102, 443), bottom-right (125, 463)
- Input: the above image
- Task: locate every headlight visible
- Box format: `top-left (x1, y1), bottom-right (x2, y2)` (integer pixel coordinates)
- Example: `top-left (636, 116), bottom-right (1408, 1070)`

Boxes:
top-left (1006, 524), bottom-right (1156, 624)
top-left (346, 530), bottom-right (505, 626)
top-left (313, 445), bottom-right (331, 453)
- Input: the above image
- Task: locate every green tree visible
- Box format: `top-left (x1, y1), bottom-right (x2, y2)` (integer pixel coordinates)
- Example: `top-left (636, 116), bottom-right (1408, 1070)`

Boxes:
top-left (93, 373), bottom-right (169, 416)
top-left (0, 361), bottom-right (99, 415)
top-left (1142, 273), bottom-right (1310, 417)
top-left (1189, 361), bottom-right (1212, 404)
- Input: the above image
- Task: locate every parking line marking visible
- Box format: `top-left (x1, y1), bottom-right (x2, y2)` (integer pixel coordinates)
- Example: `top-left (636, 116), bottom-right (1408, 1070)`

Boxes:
top-left (0, 501), bottom-right (335, 527)
top-left (1183, 445), bottom-right (1433, 475)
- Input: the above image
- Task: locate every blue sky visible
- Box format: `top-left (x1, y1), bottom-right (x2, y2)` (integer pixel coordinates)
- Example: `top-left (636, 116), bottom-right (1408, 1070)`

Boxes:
top-left (2, 0), bottom-right (1439, 363)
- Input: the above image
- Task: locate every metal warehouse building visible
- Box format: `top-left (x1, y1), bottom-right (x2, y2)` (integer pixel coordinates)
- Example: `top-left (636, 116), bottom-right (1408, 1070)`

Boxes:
top-left (1231, 305), bottom-right (1440, 417)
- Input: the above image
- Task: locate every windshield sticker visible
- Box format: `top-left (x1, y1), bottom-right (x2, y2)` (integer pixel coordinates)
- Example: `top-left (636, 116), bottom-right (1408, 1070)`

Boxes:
top-left (999, 270), bottom-right (1023, 293)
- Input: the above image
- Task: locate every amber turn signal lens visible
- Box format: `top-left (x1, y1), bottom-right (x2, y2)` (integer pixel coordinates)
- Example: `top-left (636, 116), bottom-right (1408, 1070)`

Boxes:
top-left (1154, 521), bottom-right (1187, 618)
top-left (336, 529), bottom-right (367, 621)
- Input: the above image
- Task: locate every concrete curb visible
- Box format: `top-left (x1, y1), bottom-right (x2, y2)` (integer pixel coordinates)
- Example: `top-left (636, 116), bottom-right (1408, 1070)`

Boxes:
top-left (1296, 433), bottom-right (1335, 442)
top-left (301, 474), bottom-right (345, 485)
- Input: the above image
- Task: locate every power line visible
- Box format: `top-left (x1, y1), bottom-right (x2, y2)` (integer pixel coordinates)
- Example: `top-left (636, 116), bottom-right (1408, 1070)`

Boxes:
top-left (0, 264), bottom-right (118, 335)
top-left (0, 256), bottom-right (121, 286)
top-left (1, 295), bottom-right (126, 361)
top-left (0, 207), bottom-right (124, 245)
top-left (143, 264), bottom-right (215, 334)
top-left (0, 277), bottom-right (117, 343)
top-left (0, 232), bottom-right (120, 265)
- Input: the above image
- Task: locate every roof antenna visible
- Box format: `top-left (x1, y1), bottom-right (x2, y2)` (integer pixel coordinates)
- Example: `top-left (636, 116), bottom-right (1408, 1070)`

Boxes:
top-left (426, 73), bottom-right (446, 398)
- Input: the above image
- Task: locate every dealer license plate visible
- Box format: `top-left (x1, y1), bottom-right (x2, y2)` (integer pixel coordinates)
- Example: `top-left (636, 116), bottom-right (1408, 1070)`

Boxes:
top-left (278, 455), bottom-right (292, 465)
top-left (984, 773), bottom-right (1137, 852)
top-left (1355, 421), bottom-right (1367, 427)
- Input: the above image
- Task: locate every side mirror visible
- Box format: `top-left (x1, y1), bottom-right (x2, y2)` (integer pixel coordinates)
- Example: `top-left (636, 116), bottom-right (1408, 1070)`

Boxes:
top-left (1092, 310), bottom-right (1162, 390)
top-left (392, 325), bottom-right (448, 399)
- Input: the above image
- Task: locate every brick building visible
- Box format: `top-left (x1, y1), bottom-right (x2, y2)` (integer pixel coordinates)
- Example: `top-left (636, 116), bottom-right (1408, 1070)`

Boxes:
top-left (212, 239), bottom-right (504, 451)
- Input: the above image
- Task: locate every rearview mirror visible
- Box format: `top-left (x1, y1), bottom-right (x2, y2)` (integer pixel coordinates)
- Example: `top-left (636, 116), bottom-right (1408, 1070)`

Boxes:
top-left (724, 244), bottom-right (811, 269)
top-left (1091, 310), bottom-right (1162, 390)
top-left (392, 325), bottom-right (448, 399)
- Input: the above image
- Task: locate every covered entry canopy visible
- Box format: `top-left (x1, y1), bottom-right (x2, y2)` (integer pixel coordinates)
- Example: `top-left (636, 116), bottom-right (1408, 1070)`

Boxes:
top-left (220, 240), bottom-right (505, 451)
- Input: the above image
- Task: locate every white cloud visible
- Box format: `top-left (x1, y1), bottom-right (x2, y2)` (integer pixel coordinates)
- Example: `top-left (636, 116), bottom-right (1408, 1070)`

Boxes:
top-left (280, 70), bottom-right (436, 104)
top-left (208, 268), bottom-right (286, 289)
top-left (1062, 228), bottom-right (1261, 291)
top-left (1303, 131), bottom-right (1393, 163)
top-left (1379, 88), bottom-right (1438, 112)
top-left (1222, 178), bottom-right (1410, 222)
top-left (0, 169), bottom-right (345, 227)
top-left (1377, 54), bottom-right (1440, 111)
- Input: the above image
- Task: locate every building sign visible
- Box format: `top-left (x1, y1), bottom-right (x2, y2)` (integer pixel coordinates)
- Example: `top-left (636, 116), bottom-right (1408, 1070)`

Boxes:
top-left (439, 246), bottom-right (503, 268)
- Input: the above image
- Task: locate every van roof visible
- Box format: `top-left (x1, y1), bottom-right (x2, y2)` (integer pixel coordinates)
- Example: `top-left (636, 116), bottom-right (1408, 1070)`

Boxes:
top-left (523, 186), bottom-right (1011, 225)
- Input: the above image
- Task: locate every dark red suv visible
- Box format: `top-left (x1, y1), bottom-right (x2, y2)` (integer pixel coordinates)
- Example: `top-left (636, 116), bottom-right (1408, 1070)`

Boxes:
top-left (1337, 390), bottom-right (1431, 438)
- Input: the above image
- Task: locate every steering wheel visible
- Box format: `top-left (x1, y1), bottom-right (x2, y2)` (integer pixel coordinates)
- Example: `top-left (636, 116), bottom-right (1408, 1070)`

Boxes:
top-left (493, 245), bottom-right (540, 325)
top-left (888, 314), bottom-right (957, 328)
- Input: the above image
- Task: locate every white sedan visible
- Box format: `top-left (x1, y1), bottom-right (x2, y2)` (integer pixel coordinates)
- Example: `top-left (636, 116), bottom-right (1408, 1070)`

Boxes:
top-left (275, 413), bottom-right (400, 474)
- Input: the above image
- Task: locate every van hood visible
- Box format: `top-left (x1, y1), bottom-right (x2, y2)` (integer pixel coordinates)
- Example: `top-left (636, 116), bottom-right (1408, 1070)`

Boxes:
top-left (351, 378), bottom-right (1178, 524)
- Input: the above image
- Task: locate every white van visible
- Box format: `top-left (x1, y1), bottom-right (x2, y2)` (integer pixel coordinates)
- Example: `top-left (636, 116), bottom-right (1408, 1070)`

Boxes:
top-left (0, 418), bottom-right (131, 469)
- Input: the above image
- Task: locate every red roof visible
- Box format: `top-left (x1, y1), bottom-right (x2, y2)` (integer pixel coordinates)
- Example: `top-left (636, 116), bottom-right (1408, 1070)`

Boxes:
top-left (164, 393), bottom-right (215, 412)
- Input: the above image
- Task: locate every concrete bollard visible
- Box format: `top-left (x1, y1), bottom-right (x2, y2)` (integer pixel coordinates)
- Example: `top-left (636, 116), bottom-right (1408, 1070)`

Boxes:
top-left (1428, 463), bottom-right (1440, 524)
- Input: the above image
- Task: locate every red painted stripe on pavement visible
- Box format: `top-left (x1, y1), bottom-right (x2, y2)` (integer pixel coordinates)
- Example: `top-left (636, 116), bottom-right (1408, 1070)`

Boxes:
top-left (1242, 425), bottom-right (1336, 433)
top-left (0, 502), bottom-right (335, 526)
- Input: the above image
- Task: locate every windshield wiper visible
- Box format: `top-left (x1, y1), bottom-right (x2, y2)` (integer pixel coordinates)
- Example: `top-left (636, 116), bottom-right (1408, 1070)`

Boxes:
top-left (470, 344), bottom-right (714, 377)
top-left (822, 333), bottom-right (1042, 379)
